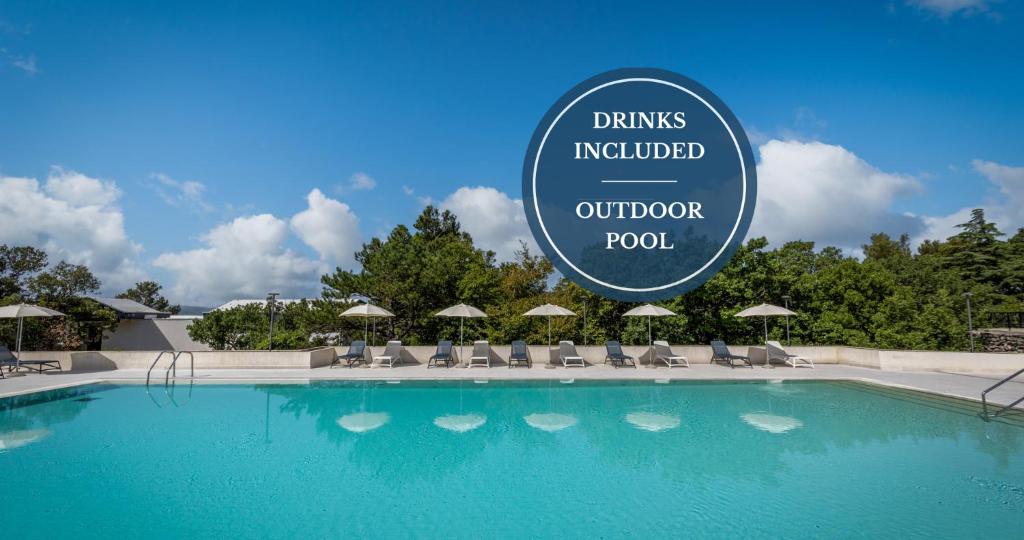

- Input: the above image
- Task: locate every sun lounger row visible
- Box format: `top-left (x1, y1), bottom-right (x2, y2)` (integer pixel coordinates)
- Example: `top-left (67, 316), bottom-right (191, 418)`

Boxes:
top-left (328, 339), bottom-right (812, 369)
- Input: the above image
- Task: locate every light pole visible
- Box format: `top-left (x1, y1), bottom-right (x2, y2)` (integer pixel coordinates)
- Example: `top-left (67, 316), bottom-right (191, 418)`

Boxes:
top-left (782, 295), bottom-right (792, 346)
top-left (963, 292), bottom-right (974, 352)
top-left (267, 292), bottom-right (280, 351)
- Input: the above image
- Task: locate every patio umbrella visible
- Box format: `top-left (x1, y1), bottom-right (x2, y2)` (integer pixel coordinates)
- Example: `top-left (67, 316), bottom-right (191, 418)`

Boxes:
top-left (340, 303), bottom-right (394, 346)
top-left (623, 304), bottom-right (676, 367)
top-left (735, 303), bottom-right (797, 368)
top-left (735, 303), bottom-right (796, 342)
top-left (523, 304), bottom-right (577, 349)
top-left (0, 303), bottom-right (65, 371)
top-left (435, 304), bottom-right (487, 365)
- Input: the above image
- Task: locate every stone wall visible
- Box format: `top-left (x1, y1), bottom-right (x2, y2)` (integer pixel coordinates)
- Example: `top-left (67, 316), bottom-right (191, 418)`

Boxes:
top-left (978, 331), bottom-right (1024, 353)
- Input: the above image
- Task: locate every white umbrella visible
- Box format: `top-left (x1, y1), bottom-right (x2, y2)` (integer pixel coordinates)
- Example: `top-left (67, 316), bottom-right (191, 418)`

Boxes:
top-left (341, 303), bottom-right (394, 347)
top-left (623, 304), bottom-right (676, 367)
top-left (735, 303), bottom-right (797, 368)
top-left (435, 304), bottom-right (487, 365)
top-left (523, 304), bottom-right (576, 350)
top-left (524, 413), bottom-right (577, 432)
top-left (337, 412), bottom-right (390, 433)
top-left (434, 413), bottom-right (487, 433)
top-left (0, 303), bottom-right (64, 371)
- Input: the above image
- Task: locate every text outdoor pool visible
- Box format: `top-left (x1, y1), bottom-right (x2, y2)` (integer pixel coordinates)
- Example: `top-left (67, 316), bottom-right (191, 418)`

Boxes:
top-left (2, 380), bottom-right (1022, 538)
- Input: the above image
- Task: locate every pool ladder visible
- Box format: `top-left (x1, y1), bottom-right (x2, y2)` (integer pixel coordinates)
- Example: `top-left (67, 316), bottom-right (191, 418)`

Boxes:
top-left (146, 350), bottom-right (195, 387)
top-left (980, 367), bottom-right (1024, 420)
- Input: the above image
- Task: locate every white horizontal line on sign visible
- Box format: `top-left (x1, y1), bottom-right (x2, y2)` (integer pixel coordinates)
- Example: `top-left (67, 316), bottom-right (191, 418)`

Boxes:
top-left (600, 179), bottom-right (677, 183)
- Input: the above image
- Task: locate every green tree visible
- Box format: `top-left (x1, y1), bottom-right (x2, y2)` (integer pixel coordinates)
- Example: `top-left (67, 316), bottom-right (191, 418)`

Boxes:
top-left (0, 245), bottom-right (48, 300)
top-left (321, 206), bottom-right (500, 345)
top-left (117, 281), bottom-right (181, 314)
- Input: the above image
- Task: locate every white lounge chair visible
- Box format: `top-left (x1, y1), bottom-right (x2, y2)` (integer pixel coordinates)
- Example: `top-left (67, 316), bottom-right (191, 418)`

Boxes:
top-left (653, 341), bottom-right (689, 367)
top-left (372, 340), bottom-right (404, 368)
top-left (468, 340), bottom-right (490, 368)
top-left (766, 341), bottom-right (814, 368)
top-left (559, 341), bottom-right (585, 368)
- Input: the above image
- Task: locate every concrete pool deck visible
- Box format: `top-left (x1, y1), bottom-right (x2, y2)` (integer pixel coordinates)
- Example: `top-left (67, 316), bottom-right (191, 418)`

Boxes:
top-left (2, 363), bottom-right (1023, 414)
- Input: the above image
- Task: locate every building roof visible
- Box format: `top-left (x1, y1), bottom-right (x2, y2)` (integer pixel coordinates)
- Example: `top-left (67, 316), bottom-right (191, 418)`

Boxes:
top-left (208, 294), bottom-right (367, 313)
top-left (88, 296), bottom-right (170, 318)
top-left (210, 298), bottom-right (306, 312)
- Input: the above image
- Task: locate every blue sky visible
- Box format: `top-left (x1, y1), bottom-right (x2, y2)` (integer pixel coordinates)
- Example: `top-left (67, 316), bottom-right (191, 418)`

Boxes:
top-left (1, 1), bottom-right (1022, 304)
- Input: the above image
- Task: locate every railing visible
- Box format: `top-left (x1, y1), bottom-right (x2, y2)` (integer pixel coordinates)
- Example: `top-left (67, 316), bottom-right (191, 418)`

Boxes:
top-left (145, 350), bottom-right (196, 408)
top-left (981, 367), bottom-right (1024, 420)
top-left (987, 312), bottom-right (1024, 331)
top-left (146, 350), bottom-right (195, 386)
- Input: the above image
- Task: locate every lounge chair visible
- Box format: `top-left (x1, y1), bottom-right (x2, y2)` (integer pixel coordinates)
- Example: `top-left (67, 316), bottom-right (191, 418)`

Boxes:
top-left (654, 340), bottom-right (689, 368)
top-left (604, 340), bottom-right (636, 368)
top-left (428, 340), bottom-right (454, 368)
top-left (767, 341), bottom-right (814, 368)
top-left (468, 340), bottom-right (490, 368)
top-left (372, 340), bottom-right (404, 368)
top-left (508, 340), bottom-right (530, 368)
top-left (710, 340), bottom-right (752, 368)
top-left (0, 345), bottom-right (62, 373)
top-left (331, 340), bottom-right (366, 368)
top-left (559, 340), bottom-right (585, 368)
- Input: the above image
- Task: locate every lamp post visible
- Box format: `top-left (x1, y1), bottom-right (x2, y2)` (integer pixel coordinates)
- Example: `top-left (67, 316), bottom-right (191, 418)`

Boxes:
top-left (963, 292), bottom-right (974, 352)
top-left (782, 295), bottom-right (792, 346)
top-left (267, 292), bottom-right (280, 351)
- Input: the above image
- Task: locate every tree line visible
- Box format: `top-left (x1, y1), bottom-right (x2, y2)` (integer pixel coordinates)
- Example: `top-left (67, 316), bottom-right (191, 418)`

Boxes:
top-left (3, 206), bottom-right (1021, 351)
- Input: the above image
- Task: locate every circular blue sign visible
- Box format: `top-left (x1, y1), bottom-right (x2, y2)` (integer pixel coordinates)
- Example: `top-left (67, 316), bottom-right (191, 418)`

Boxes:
top-left (522, 68), bottom-right (757, 301)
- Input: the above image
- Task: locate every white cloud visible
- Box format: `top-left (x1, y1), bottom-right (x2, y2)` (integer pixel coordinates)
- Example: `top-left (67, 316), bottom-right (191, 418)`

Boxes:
top-left (347, 172), bottom-right (376, 191)
top-left (749, 140), bottom-right (924, 253)
top-left (0, 47), bottom-right (38, 76)
top-left (970, 158), bottom-right (1019, 226)
top-left (907, 0), bottom-right (993, 18)
top-left (439, 186), bottom-right (537, 261)
top-left (917, 159), bottom-right (1024, 242)
top-left (290, 188), bottom-right (362, 268)
top-left (151, 173), bottom-right (212, 212)
top-left (0, 167), bottom-right (144, 290)
top-left (401, 185), bottom-right (415, 196)
top-left (154, 214), bottom-right (325, 304)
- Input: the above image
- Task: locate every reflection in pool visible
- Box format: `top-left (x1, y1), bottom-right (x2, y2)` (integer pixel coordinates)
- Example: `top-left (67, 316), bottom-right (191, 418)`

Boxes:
top-left (524, 413), bottom-right (578, 432)
top-left (625, 412), bottom-right (681, 432)
top-left (2, 380), bottom-right (1022, 538)
top-left (741, 412), bottom-right (804, 434)
top-left (434, 413), bottom-right (487, 432)
top-left (337, 412), bottom-right (390, 433)
top-left (0, 428), bottom-right (51, 450)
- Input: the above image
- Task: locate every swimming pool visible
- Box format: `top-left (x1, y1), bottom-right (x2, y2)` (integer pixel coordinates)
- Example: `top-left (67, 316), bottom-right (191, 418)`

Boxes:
top-left (2, 380), bottom-right (1022, 538)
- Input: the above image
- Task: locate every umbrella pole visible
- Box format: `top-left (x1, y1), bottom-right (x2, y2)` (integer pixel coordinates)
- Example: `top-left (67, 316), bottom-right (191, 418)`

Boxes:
top-left (364, 318), bottom-right (368, 344)
top-left (460, 317), bottom-right (464, 367)
top-left (763, 316), bottom-right (771, 369)
top-left (648, 316), bottom-right (652, 368)
top-left (16, 316), bottom-right (23, 370)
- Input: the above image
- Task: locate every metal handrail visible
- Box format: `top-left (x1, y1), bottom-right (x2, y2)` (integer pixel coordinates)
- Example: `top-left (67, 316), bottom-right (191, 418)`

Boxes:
top-left (146, 350), bottom-right (196, 387)
top-left (981, 367), bottom-right (1024, 420)
top-left (164, 351), bottom-right (195, 386)
top-left (146, 351), bottom-right (177, 386)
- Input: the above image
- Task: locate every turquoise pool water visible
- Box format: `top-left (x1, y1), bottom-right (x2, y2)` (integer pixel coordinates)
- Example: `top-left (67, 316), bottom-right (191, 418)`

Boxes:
top-left (2, 380), bottom-right (1022, 539)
